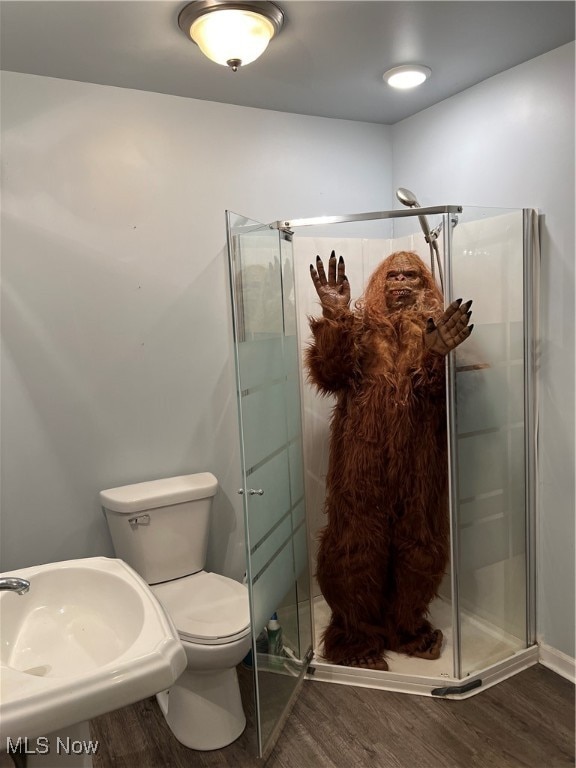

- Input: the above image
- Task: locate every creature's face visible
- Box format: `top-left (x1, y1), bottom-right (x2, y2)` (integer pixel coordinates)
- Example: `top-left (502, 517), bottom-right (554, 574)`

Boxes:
top-left (384, 255), bottom-right (424, 310)
top-left (361, 250), bottom-right (440, 322)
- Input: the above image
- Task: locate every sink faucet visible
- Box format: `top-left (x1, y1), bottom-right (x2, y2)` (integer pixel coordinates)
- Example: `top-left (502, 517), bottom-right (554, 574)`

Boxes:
top-left (0, 576), bottom-right (30, 594)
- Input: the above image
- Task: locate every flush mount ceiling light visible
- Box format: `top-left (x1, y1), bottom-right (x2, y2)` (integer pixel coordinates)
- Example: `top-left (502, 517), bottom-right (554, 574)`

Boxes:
top-left (178, 0), bottom-right (284, 72)
top-left (383, 65), bottom-right (431, 90)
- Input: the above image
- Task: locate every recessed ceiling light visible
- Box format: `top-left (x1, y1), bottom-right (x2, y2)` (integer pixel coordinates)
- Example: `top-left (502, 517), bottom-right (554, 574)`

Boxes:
top-left (383, 65), bottom-right (431, 90)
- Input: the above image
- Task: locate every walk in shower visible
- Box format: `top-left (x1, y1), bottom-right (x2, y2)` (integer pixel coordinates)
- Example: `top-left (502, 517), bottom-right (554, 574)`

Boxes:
top-left (226, 202), bottom-right (538, 757)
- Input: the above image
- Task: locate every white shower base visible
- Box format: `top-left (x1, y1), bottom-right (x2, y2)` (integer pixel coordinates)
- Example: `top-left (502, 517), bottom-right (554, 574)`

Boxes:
top-left (309, 595), bottom-right (538, 697)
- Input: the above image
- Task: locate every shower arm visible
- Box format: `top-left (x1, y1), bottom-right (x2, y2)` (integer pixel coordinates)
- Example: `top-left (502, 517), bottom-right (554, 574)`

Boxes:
top-left (426, 217), bottom-right (459, 295)
top-left (416, 213), bottom-right (438, 285)
top-left (425, 225), bottom-right (444, 293)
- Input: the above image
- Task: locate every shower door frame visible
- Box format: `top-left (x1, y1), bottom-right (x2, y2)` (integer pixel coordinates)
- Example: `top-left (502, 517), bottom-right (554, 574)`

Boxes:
top-left (522, 208), bottom-right (538, 649)
top-left (226, 212), bottom-right (314, 758)
top-left (268, 204), bottom-right (538, 696)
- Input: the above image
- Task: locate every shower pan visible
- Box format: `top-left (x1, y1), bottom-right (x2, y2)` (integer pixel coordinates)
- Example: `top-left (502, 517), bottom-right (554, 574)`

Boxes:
top-left (226, 202), bottom-right (538, 758)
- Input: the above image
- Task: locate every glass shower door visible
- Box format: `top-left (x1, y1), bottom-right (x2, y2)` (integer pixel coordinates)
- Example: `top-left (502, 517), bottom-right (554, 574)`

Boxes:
top-left (448, 206), bottom-right (535, 678)
top-left (226, 212), bottom-right (312, 758)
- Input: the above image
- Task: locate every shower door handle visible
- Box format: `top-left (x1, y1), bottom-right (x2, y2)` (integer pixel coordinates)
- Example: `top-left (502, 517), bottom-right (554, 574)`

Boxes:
top-left (237, 489), bottom-right (264, 496)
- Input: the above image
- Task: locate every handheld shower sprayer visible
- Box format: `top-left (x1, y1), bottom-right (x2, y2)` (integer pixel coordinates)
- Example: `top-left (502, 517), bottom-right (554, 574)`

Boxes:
top-left (396, 187), bottom-right (444, 291)
top-left (395, 187), bottom-right (420, 208)
top-left (396, 187), bottom-right (433, 239)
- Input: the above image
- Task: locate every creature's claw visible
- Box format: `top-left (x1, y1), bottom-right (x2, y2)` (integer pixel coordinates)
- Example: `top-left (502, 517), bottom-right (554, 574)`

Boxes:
top-left (424, 298), bottom-right (474, 355)
top-left (310, 251), bottom-right (351, 318)
top-left (340, 655), bottom-right (389, 671)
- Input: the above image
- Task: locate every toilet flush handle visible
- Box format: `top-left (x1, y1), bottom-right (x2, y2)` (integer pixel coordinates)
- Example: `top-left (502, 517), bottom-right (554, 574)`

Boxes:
top-left (237, 489), bottom-right (264, 496)
top-left (128, 514), bottom-right (151, 528)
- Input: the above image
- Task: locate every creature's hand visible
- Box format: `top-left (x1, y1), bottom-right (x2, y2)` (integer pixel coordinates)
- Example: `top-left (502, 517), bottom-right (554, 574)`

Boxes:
top-left (425, 299), bottom-right (473, 356)
top-left (310, 251), bottom-right (351, 319)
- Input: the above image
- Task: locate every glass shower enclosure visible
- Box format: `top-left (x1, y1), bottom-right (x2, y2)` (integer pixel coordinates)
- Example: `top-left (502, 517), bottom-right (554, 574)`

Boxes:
top-left (226, 204), bottom-right (538, 756)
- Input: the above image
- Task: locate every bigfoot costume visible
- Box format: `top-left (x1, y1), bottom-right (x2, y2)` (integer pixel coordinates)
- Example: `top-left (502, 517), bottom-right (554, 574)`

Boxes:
top-left (306, 251), bottom-right (472, 671)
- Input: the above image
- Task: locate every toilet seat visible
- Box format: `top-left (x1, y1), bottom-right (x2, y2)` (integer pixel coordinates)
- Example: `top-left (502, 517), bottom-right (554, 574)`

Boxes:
top-left (152, 571), bottom-right (250, 646)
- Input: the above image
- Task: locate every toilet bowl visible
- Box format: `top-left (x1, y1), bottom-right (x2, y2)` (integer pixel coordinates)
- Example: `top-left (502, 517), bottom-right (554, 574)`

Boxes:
top-left (152, 571), bottom-right (251, 750)
top-left (100, 473), bottom-right (251, 751)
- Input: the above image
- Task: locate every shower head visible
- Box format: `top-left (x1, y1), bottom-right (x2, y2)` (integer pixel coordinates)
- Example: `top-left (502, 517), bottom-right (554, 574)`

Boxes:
top-left (396, 186), bottom-right (433, 245)
top-left (396, 187), bottom-right (421, 208)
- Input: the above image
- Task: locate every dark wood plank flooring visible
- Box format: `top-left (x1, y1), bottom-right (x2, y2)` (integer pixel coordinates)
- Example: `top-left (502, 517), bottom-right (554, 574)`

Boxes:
top-left (90, 664), bottom-right (574, 768)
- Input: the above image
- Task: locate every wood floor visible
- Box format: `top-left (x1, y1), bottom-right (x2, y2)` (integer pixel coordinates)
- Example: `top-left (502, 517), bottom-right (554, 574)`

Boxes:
top-left (90, 664), bottom-right (574, 768)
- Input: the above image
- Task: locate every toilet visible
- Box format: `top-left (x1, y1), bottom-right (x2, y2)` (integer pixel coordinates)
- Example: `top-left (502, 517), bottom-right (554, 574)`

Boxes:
top-left (100, 473), bottom-right (251, 751)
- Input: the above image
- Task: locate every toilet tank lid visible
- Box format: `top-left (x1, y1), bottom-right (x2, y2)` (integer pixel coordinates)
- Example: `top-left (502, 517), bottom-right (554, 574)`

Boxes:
top-left (99, 473), bottom-right (218, 514)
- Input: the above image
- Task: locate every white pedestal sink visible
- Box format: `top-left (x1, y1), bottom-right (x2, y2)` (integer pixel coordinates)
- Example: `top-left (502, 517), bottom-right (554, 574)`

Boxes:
top-left (0, 557), bottom-right (186, 764)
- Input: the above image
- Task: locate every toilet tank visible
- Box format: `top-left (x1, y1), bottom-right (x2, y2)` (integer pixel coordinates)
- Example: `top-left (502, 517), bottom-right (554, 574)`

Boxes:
top-left (100, 473), bottom-right (218, 585)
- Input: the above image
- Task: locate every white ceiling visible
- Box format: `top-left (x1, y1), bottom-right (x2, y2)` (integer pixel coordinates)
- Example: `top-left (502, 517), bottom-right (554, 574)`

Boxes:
top-left (1, 1), bottom-right (574, 125)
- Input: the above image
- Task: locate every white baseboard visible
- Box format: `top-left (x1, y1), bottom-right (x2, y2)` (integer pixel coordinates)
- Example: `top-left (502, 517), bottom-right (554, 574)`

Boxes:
top-left (539, 643), bottom-right (576, 683)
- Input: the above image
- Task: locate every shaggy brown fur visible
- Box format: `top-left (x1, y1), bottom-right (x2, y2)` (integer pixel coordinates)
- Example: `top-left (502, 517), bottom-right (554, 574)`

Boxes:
top-left (306, 251), bottom-right (457, 668)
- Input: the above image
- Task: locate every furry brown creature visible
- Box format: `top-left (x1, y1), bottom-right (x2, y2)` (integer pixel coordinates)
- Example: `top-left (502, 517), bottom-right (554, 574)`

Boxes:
top-left (306, 250), bottom-right (473, 671)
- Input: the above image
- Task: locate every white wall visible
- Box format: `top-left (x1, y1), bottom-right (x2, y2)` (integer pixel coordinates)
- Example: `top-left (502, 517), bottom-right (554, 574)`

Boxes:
top-left (0, 71), bottom-right (392, 580)
top-left (391, 42), bottom-right (575, 659)
top-left (2, 43), bottom-right (573, 663)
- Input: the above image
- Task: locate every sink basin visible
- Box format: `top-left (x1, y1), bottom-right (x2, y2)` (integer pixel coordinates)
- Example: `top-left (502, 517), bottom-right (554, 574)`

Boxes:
top-left (0, 557), bottom-right (187, 741)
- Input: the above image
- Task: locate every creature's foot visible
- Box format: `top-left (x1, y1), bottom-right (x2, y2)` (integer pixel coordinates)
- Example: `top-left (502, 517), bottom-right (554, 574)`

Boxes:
top-left (405, 629), bottom-right (444, 660)
top-left (340, 655), bottom-right (389, 671)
